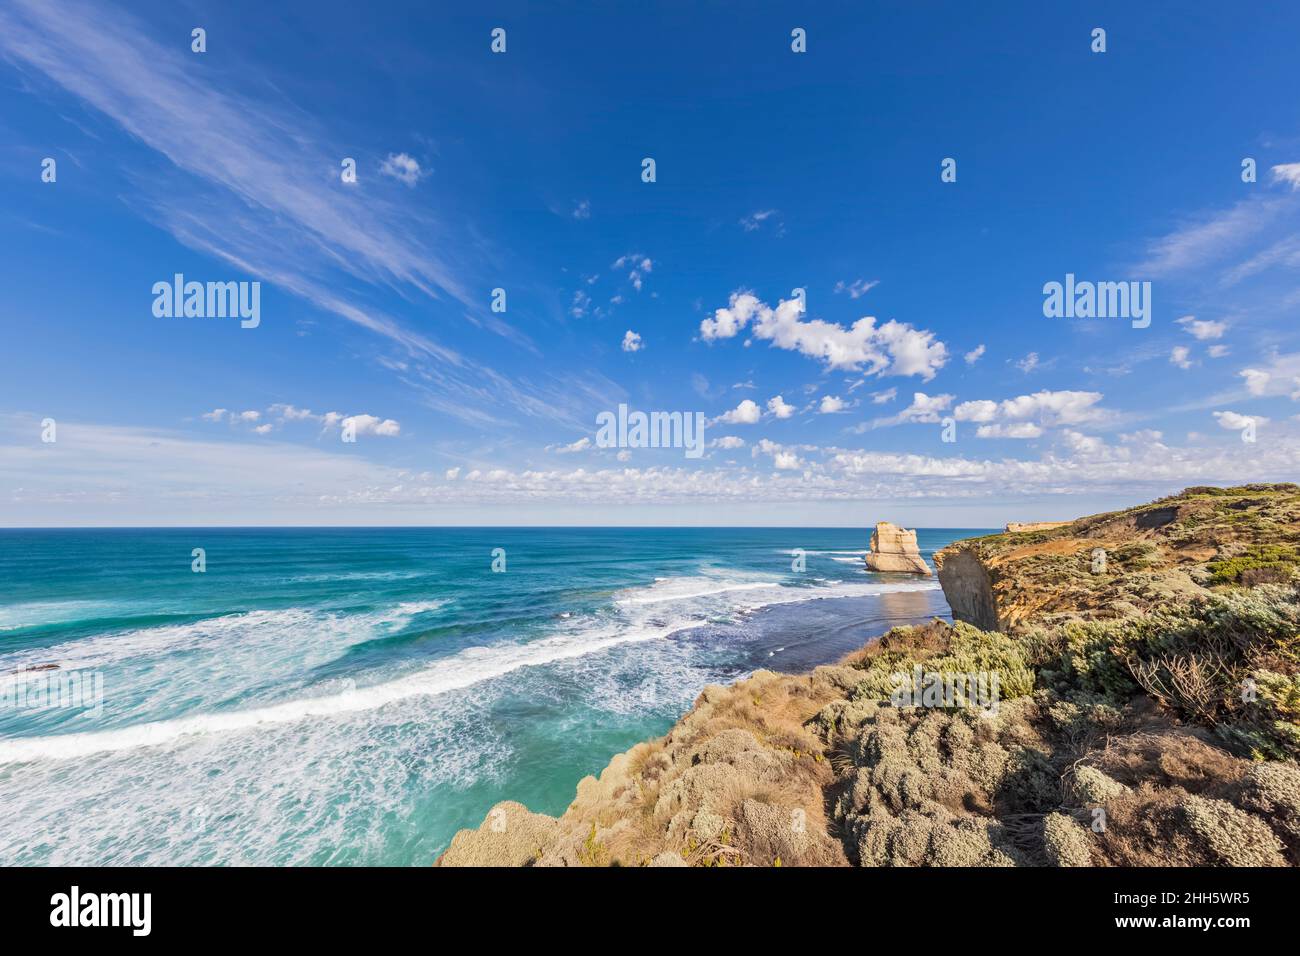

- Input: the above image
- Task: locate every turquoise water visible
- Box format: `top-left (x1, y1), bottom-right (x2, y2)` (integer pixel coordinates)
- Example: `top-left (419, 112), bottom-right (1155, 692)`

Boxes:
top-left (0, 527), bottom-right (984, 865)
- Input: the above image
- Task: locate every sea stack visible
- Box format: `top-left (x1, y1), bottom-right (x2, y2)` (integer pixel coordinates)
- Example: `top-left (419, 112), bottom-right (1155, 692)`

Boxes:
top-left (864, 521), bottom-right (931, 575)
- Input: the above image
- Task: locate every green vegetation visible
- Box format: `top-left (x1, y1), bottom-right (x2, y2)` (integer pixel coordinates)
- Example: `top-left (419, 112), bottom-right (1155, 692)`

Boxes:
top-left (1207, 544), bottom-right (1300, 587)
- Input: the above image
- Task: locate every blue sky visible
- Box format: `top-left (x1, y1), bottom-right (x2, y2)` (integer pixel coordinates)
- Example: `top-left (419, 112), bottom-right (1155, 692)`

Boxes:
top-left (2, 0), bottom-right (1300, 526)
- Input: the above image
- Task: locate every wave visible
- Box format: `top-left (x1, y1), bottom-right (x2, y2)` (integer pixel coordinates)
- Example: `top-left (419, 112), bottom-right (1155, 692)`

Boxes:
top-left (0, 601), bottom-right (448, 674)
top-left (0, 574), bottom-right (935, 763)
top-left (0, 615), bottom-right (687, 764)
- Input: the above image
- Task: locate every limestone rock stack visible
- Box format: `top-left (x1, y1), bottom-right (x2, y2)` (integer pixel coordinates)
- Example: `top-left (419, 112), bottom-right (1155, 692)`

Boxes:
top-left (864, 521), bottom-right (931, 575)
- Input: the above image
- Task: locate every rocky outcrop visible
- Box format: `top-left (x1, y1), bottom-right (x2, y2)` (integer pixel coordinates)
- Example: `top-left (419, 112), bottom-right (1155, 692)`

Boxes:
top-left (1005, 521), bottom-right (1070, 533)
top-left (935, 484), bottom-right (1300, 634)
top-left (436, 668), bottom-right (859, 867)
top-left (864, 522), bottom-right (931, 575)
top-left (437, 485), bottom-right (1300, 867)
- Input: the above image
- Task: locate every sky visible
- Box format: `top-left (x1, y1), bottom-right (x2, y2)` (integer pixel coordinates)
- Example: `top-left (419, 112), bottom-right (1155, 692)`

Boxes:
top-left (2, 0), bottom-right (1299, 527)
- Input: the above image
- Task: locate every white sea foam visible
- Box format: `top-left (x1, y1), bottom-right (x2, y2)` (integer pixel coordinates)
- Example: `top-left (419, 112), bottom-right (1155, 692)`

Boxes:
top-left (0, 575), bottom-right (935, 764)
top-left (0, 602), bottom-right (447, 674)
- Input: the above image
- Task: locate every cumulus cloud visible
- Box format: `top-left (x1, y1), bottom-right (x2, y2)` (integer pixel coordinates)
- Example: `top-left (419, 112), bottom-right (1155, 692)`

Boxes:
top-left (1169, 345), bottom-right (1193, 369)
top-left (871, 388), bottom-right (897, 404)
top-left (1061, 430), bottom-right (1104, 455)
top-left (1208, 345), bottom-right (1230, 359)
top-left (767, 395), bottom-right (795, 419)
top-left (1176, 315), bottom-right (1226, 340)
top-left (1271, 162), bottom-right (1300, 190)
top-left (964, 344), bottom-right (985, 365)
top-left (712, 436), bottom-right (746, 449)
top-left (870, 392), bottom-right (953, 428)
top-left (342, 414), bottom-right (400, 437)
top-left (554, 436), bottom-right (591, 454)
top-left (379, 152), bottom-right (425, 187)
top-left (1214, 410), bottom-right (1266, 430)
top-left (818, 395), bottom-right (846, 414)
top-left (621, 329), bottom-right (643, 352)
top-left (699, 292), bottom-right (948, 379)
top-left (719, 399), bottom-right (762, 425)
top-left (572, 199), bottom-right (591, 219)
top-left (612, 253), bottom-right (652, 291)
top-left (975, 422), bottom-right (1043, 439)
top-left (1241, 369), bottom-right (1271, 396)
top-left (954, 390), bottom-right (1106, 428)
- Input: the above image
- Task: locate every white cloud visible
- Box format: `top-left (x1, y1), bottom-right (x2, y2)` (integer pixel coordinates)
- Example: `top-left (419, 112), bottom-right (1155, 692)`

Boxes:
top-left (975, 423), bottom-right (1043, 439)
top-left (572, 199), bottom-right (591, 219)
top-left (1061, 430), bottom-right (1104, 455)
top-left (1271, 162), bottom-right (1300, 190)
top-left (964, 344), bottom-right (985, 365)
top-left (342, 414), bottom-right (400, 437)
top-left (1208, 345), bottom-right (1230, 359)
top-left (253, 423), bottom-right (273, 435)
top-left (201, 408), bottom-right (228, 422)
top-left (871, 392), bottom-right (953, 428)
top-left (238, 410), bottom-right (261, 422)
top-left (1121, 429), bottom-right (1164, 445)
top-left (1015, 352), bottom-right (1040, 374)
top-left (871, 388), bottom-right (897, 404)
top-left (1138, 197), bottom-right (1279, 276)
top-left (621, 330), bottom-right (643, 352)
top-left (833, 278), bottom-right (879, 299)
top-left (14, 413), bottom-right (1300, 524)
top-left (270, 404), bottom-right (317, 421)
top-left (1169, 345), bottom-right (1192, 370)
top-left (954, 390), bottom-right (1106, 427)
top-left (379, 152), bottom-right (425, 187)
top-left (1213, 410), bottom-right (1266, 430)
top-left (772, 451), bottom-right (802, 470)
top-left (1176, 315), bottom-right (1226, 340)
top-left (699, 292), bottom-right (948, 379)
top-left (1241, 368), bottom-right (1271, 396)
top-left (818, 395), bottom-right (846, 414)
top-left (740, 209), bottom-right (779, 232)
top-left (767, 395), bottom-right (796, 419)
top-left (719, 399), bottom-right (762, 425)
top-left (712, 436), bottom-right (746, 449)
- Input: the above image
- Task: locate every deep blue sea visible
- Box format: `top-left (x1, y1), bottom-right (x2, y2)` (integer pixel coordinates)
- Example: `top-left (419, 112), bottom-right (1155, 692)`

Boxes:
top-left (0, 527), bottom-right (985, 865)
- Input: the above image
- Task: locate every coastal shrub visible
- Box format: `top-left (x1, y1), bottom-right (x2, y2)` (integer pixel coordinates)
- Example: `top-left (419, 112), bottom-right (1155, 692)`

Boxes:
top-left (1180, 796), bottom-right (1287, 867)
top-left (1207, 544), bottom-right (1300, 586)
top-left (1042, 812), bottom-right (1094, 866)
top-left (1068, 765), bottom-right (1129, 805)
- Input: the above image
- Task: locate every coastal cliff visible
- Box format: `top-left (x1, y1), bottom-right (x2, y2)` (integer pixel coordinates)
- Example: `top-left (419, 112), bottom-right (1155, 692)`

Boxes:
top-left (438, 485), bottom-right (1300, 867)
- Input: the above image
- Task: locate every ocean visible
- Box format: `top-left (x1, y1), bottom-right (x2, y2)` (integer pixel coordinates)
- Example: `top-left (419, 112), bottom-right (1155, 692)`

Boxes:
top-left (0, 527), bottom-right (985, 865)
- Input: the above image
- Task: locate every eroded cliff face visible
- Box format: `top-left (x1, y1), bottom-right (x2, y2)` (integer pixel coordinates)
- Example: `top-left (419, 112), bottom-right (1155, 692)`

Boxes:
top-left (437, 485), bottom-right (1300, 867)
top-left (932, 547), bottom-right (998, 631)
top-left (934, 484), bottom-right (1300, 634)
